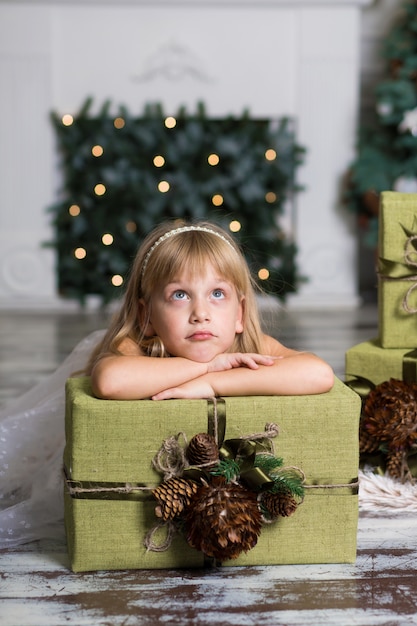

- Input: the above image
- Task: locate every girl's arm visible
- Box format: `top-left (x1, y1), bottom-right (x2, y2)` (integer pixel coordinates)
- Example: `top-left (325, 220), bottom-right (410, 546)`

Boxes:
top-left (152, 335), bottom-right (334, 400)
top-left (90, 338), bottom-right (274, 400)
top-left (207, 351), bottom-right (333, 397)
top-left (91, 354), bottom-right (208, 400)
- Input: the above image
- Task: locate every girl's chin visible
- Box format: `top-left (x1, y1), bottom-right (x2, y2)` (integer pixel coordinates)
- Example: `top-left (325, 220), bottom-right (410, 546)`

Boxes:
top-left (175, 348), bottom-right (219, 363)
top-left (184, 354), bottom-right (214, 363)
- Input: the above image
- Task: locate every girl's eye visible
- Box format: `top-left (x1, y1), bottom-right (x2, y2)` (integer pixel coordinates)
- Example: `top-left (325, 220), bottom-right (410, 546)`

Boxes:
top-left (172, 290), bottom-right (188, 300)
top-left (212, 289), bottom-right (225, 299)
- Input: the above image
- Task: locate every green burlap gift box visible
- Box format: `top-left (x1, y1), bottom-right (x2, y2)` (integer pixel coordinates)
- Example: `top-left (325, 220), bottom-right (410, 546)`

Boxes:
top-left (64, 376), bottom-right (360, 572)
top-left (378, 191), bottom-right (417, 348)
top-left (345, 339), bottom-right (417, 386)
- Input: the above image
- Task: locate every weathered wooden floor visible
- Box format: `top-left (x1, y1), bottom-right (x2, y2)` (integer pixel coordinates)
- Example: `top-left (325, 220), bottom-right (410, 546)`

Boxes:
top-left (1, 303), bottom-right (417, 626)
top-left (2, 513), bottom-right (417, 626)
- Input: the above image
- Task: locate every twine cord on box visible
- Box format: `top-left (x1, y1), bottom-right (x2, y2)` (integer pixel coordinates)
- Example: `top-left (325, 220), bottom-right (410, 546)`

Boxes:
top-left (402, 234), bottom-right (417, 313)
top-left (151, 432), bottom-right (189, 480)
top-left (64, 471), bottom-right (153, 498)
top-left (378, 227), bottom-right (417, 314)
top-left (305, 481), bottom-right (359, 491)
top-left (207, 396), bottom-right (226, 445)
top-left (243, 422), bottom-right (280, 445)
top-left (144, 520), bottom-right (176, 552)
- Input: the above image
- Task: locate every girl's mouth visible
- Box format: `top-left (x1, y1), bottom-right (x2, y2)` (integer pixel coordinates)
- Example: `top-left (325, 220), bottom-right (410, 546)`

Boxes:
top-left (188, 331), bottom-right (214, 340)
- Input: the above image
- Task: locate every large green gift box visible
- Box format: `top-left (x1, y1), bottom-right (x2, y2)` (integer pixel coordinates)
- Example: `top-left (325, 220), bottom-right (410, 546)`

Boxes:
top-left (345, 339), bottom-right (417, 386)
top-left (378, 191), bottom-right (417, 348)
top-left (64, 376), bottom-right (360, 572)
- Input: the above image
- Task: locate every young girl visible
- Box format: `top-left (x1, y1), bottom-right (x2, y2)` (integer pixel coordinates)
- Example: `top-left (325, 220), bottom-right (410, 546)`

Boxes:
top-left (0, 220), bottom-right (333, 549)
top-left (86, 220), bottom-right (334, 400)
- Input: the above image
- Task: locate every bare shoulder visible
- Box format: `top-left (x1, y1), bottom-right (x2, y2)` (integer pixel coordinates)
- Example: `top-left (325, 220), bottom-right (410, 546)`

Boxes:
top-left (116, 336), bottom-right (143, 356)
top-left (260, 333), bottom-right (299, 357)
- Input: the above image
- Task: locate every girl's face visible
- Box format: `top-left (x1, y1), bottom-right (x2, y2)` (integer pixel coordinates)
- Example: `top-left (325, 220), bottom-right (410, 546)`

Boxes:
top-left (144, 264), bottom-right (244, 362)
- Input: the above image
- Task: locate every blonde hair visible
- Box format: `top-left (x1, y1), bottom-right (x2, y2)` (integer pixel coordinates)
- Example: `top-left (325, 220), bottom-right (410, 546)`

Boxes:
top-left (85, 220), bottom-right (264, 373)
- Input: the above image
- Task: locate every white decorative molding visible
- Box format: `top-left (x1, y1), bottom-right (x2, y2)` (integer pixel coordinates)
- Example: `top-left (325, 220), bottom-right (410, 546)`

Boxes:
top-left (0, 233), bottom-right (56, 299)
top-left (2, 249), bottom-right (45, 294)
top-left (132, 41), bottom-right (213, 84)
top-left (0, 1), bottom-right (373, 5)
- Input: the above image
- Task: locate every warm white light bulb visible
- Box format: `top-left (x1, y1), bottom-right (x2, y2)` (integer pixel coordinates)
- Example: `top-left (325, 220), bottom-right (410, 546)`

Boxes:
top-left (158, 180), bottom-right (170, 193)
top-left (164, 117), bottom-right (177, 129)
top-left (258, 268), bottom-right (270, 280)
top-left (74, 247), bottom-right (87, 259)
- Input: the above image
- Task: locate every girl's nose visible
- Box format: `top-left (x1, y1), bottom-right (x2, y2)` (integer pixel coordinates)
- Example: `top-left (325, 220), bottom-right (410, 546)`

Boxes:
top-left (190, 298), bottom-right (210, 322)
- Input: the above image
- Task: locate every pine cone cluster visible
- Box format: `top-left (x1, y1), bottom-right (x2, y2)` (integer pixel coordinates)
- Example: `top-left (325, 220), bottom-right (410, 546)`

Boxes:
top-left (151, 431), bottom-right (303, 560)
top-left (152, 433), bottom-right (219, 521)
top-left (185, 476), bottom-right (263, 560)
top-left (360, 378), bottom-right (417, 482)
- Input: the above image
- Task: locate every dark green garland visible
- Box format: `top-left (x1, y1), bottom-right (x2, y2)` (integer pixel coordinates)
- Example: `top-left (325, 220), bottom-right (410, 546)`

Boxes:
top-left (346, 0), bottom-right (417, 248)
top-left (46, 98), bottom-right (306, 305)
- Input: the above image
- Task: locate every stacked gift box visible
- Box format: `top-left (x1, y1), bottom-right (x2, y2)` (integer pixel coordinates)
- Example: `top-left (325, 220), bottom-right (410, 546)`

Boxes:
top-left (345, 191), bottom-right (417, 476)
top-left (346, 191), bottom-right (417, 385)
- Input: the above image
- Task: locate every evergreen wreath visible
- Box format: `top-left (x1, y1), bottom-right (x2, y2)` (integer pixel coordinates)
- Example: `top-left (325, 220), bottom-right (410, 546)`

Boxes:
top-left (46, 98), bottom-right (305, 305)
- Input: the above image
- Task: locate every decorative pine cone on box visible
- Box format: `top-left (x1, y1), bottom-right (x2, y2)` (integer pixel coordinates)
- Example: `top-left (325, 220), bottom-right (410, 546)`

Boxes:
top-left (261, 490), bottom-right (299, 519)
top-left (186, 433), bottom-right (219, 468)
top-left (152, 476), bottom-right (198, 521)
top-left (361, 378), bottom-right (417, 482)
top-left (184, 476), bottom-right (263, 561)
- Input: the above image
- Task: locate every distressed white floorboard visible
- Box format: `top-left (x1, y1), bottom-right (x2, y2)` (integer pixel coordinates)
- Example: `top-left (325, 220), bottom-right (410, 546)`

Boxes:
top-left (3, 306), bottom-right (417, 625)
top-left (2, 513), bottom-right (417, 626)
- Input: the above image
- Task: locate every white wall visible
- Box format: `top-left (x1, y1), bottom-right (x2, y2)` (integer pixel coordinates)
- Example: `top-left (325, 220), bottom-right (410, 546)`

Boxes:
top-left (0, 0), bottom-right (372, 309)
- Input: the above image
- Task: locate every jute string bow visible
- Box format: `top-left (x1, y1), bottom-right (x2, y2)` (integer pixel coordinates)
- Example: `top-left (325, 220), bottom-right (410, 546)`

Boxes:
top-left (379, 225), bottom-right (417, 314)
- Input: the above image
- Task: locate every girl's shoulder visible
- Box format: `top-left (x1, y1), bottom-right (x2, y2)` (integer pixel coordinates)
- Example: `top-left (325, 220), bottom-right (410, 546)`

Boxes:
top-left (117, 336), bottom-right (144, 356)
top-left (260, 333), bottom-right (299, 357)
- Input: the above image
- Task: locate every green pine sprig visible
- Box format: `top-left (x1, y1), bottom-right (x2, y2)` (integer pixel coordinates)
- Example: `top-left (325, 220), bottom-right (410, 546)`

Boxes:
top-left (254, 453), bottom-right (284, 473)
top-left (210, 459), bottom-right (240, 483)
top-left (269, 468), bottom-right (305, 500)
top-left (254, 453), bottom-right (304, 499)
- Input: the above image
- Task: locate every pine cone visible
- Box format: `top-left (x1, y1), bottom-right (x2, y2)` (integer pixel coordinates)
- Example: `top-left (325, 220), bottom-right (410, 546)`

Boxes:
top-left (359, 423), bottom-right (380, 455)
top-left (261, 490), bottom-right (299, 519)
top-left (386, 447), bottom-right (410, 481)
top-left (185, 476), bottom-right (262, 561)
top-left (361, 378), bottom-right (417, 482)
top-left (186, 433), bottom-right (219, 467)
top-left (152, 477), bottom-right (198, 521)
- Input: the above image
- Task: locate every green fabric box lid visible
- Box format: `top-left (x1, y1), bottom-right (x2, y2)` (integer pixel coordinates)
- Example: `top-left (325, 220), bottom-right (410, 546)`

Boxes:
top-left (64, 376), bottom-right (360, 571)
top-left (378, 191), bottom-right (417, 348)
top-left (345, 339), bottom-right (417, 386)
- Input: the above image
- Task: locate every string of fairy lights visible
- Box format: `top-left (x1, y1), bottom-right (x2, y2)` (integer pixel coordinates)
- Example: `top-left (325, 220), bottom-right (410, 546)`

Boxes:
top-left (61, 112), bottom-right (279, 291)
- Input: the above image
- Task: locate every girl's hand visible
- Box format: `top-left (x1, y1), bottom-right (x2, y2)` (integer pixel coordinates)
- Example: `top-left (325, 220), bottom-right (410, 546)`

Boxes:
top-left (207, 352), bottom-right (276, 373)
top-left (152, 378), bottom-right (215, 400)
top-left (151, 355), bottom-right (278, 400)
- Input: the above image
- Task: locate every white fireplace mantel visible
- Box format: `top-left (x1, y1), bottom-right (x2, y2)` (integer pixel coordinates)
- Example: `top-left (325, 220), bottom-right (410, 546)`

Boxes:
top-left (0, 0), bottom-right (372, 309)
top-left (0, 1), bottom-right (373, 4)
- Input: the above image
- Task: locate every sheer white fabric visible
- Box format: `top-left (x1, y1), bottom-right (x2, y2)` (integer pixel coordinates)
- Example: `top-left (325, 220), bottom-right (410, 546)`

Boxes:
top-left (0, 330), bottom-right (105, 549)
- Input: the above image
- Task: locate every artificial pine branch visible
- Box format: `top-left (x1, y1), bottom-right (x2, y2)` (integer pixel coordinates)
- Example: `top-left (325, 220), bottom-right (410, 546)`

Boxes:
top-left (270, 469), bottom-right (305, 500)
top-left (254, 454), bottom-right (284, 472)
top-left (210, 459), bottom-right (240, 483)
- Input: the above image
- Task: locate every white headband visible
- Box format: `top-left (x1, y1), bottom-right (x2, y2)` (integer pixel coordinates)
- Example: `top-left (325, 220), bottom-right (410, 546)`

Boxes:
top-left (141, 225), bottom-right (235, 278)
